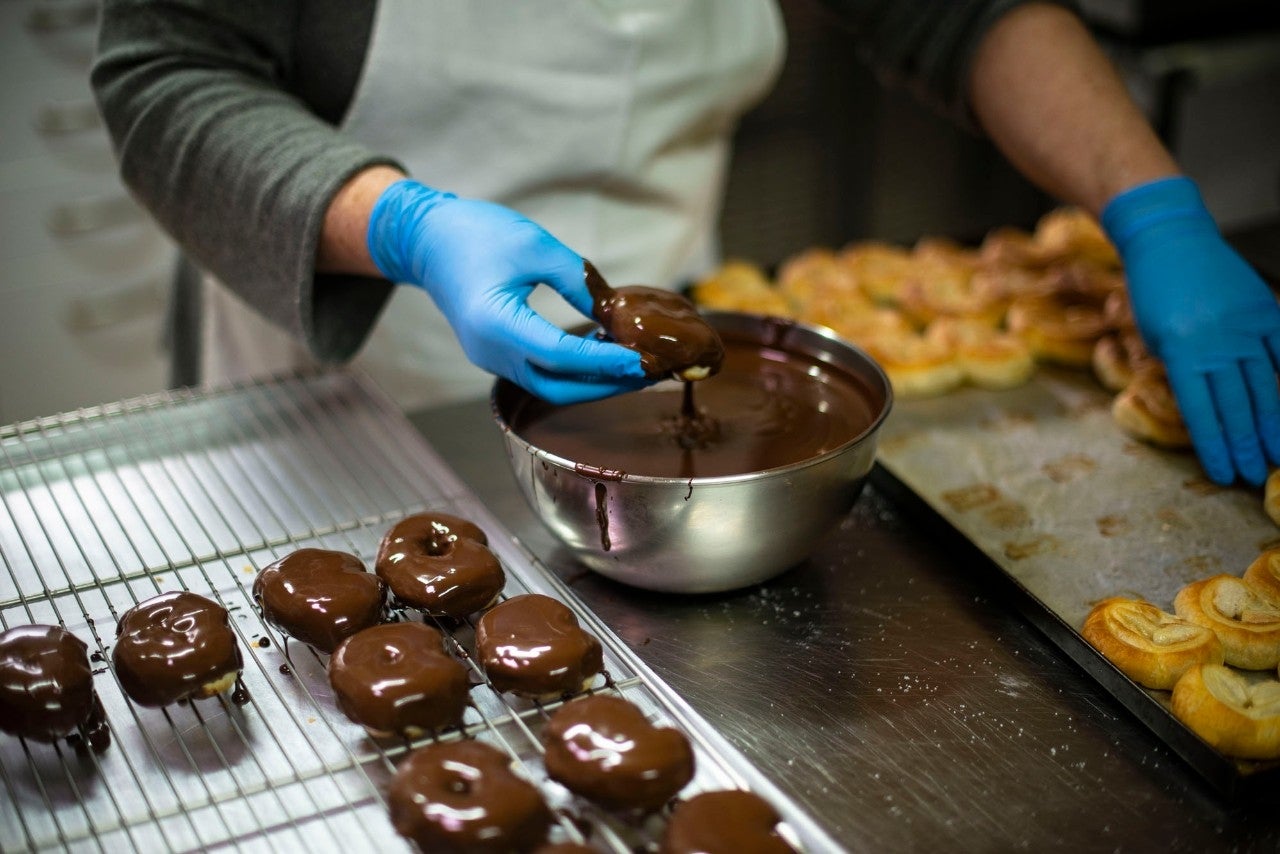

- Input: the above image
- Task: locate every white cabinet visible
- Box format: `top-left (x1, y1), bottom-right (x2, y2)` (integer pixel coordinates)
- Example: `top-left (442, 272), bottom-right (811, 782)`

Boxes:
top-left (0, 0), bottom-right (173, 424)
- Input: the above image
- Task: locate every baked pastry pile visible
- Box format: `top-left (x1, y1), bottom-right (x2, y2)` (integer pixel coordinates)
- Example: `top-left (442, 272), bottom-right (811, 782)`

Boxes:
top-left (691, 208), bottom-right (1196, 448)
top-left (1082, 547), bottom-right (1280, 760)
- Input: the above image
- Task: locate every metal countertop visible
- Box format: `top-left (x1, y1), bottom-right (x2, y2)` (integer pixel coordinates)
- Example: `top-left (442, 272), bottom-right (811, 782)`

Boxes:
top-left (410, 398), bottom-right (1280, 853)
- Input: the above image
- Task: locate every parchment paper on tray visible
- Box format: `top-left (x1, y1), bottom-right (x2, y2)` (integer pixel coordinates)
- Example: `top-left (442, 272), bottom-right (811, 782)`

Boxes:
top-left (873, 365), bottom-right (1280, 791)
top-left (873, 365), bottom-right (1280, 792)
top-left (876, 365), bottom-right (1274, 630)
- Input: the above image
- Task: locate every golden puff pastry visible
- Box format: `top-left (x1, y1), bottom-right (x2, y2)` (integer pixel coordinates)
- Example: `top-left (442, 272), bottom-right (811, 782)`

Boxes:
top-left (1081, 597), bottom-right (1224, 690)
top-left (1111, 364), bottom-right (1192, 450)
top-left (1174, 575), bottom-right (1280, 670)
top-left (1266, 469), bottom-right (1280, 528)
top-left (1244, 549), bottom-right (1280, 604)
top-left (924, 317), bottom-right (1035, 391)
top-left (1171, 664), bottom-right (1280, 760)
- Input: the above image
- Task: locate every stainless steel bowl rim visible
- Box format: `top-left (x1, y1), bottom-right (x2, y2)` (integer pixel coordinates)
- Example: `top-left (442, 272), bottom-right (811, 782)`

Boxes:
top-left (490, 313), bottom-right (894, 486)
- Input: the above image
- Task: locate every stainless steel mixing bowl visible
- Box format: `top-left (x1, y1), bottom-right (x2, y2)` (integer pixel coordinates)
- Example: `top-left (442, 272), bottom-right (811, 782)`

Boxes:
top-left (490, 312), bottom-right (893, 593)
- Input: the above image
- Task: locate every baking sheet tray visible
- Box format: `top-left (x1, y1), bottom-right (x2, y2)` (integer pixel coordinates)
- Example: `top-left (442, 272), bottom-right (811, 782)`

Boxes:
top-left (0, 370), bottom-right (840, 852)
top-left (872, 364), bottom-right (1280, 798)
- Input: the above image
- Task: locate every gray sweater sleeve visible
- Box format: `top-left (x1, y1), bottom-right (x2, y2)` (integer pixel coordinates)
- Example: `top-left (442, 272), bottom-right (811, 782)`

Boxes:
top-left (819, 0), bottom-right (1081, 128)
top-left (91, 0), bottom-right (397, 363)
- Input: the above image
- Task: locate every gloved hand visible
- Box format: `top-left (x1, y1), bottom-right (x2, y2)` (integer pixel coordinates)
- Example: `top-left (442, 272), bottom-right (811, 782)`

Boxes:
top-left (366, 179), bottom-right (648, 404)
top-left (1102, 175), bottom-right (1280, 486)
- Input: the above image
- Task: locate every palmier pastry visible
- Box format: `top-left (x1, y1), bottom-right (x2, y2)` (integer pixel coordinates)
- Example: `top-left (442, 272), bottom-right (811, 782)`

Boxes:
top-left (1091, 331), bottom-right (1153, 393)
top-left (475, 594), bottom-right (603, 699)
top-left (1005, 289), bottom-right (1110, 368)
top-left (660, 790), bottom-right (797, 854)
top-left (839, 240), bottom-right (914, 306)
top-left (775, 247), bottom-right (864, 309)
top-left (1244, 549), bottom-right (1280, 604)
top-left (1266, 469), bottom-right (1280, 528)
top-left (375, 511), bottom-right (505, 619)
top-left (859, 330), bottom-right (964, 399)
top-left (586, 261), bottom-right (724, 382)
top-left (817, 305), bottom-right (915, 351)
top-left (978, 225), bottom-right (1044, 271)
top-left (0, 625), bottom-right (110, 752)
top-left (691, 260), bottom-right (793, 318)
top-left (1171, 664), bottom-right (1280, 760)
top-left (1080, 597), bottom-right (1224, 690)
top-left (1111, 364), bottom-right (1191, 450)
top-left (924, 317), bottom-right (1035, 390)
top-left (388, 740), bottom-right (552, 853)
top-left (542, 694), bottom-right (694, 811)
top-left (113, 591), bottom-right (242, 707)
top-left (328, 622), bottom-right (470, 738)
top-left (1174, 575), bottom-right (1280, 670)
top-left (253, 548), bottom-right (385, 653)
top-left (1031, 207), bottom-right (1121, 270)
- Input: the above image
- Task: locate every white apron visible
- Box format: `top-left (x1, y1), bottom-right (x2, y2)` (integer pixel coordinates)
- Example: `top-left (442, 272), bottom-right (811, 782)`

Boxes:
top-left (202, 0), bottom-right (785, 409)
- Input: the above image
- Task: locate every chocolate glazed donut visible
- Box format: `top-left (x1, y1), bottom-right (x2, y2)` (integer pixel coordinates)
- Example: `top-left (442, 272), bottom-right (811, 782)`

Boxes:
top-left (388, 740), bottom-right (552, 853)
top-left (475, 594), bottom-right (603, 698)
top-left (253, 548), bottom-right (386, 654)
top-left (660, 790), bottom-right (797, 854)
top-left (0, 625), bottom-right (110, 752)
top-left (328, 622), bottom-right (470, 737)
top-left (542, 694), bottom-right (694, 811)
top-left (113, 591), bottom-right (243, 708)
top-left (375, 512), bottom-right (505, 619)
top-left (585, 261), bottom-right (725, 381)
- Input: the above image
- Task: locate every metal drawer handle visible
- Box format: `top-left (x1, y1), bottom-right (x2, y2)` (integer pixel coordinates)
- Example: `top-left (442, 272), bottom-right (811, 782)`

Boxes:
top-left (46, 194), bottom-right (147, 236)
top-left (25, 1), bottom-right (98, 32)
top-left (63, 277), bottom-right (166, 332)
top-left (35, 99), bottom-right (103, 134)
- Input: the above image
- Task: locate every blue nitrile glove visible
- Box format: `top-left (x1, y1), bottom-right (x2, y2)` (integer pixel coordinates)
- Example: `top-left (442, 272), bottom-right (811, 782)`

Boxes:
top-left (1102, 176), bottom-right (1280, 486)
top-left (366, 179), bottom-right (647, 404)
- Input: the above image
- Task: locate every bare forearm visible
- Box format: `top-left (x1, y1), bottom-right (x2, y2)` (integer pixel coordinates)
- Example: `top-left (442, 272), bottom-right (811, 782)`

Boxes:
top-left (967, 3), bottom-right (1178, 215)
top-left (317, 165), bottom-right (407, 276)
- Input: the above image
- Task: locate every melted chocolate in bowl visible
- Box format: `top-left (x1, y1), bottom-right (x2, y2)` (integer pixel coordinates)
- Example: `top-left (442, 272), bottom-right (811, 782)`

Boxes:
top-left (510, 339), bottom-right (879, 478)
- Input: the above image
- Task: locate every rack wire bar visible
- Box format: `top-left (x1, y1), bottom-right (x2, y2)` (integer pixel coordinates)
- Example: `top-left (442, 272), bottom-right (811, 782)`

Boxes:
top-left (0, 368), bottom-right (842, 853)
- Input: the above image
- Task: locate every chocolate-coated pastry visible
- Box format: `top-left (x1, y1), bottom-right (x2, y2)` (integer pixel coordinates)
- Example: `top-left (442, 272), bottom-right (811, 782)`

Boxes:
top-left (533, 844), bottom-right (597, 854)
top-left (542, 694), bottom-right (693, 811)
top-left (388, 739), bottom-right (552, 853)
top-left (253, 548), bottom-right (385, 654)
top-left (0, 625), bottom-right (109, 751)
top-left (376, 512), bottom-right (505, 619)
top-left (113, 591), bottom-right (243, 707)
top-left (475, 594), bottom-right (603, 698)
top-left (585, 261), bottom-right (724, 381)
top-left (660, 790), bottom-right (797, 854)
top-left (328, 622), bottom-right (470, 737)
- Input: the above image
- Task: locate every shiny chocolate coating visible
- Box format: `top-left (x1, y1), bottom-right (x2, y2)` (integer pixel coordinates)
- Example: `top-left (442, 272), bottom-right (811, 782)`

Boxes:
top-left (585, 261), bottom-right (724, 381)
top-left (543, 694), bottom-right (694, 811)
top-left (511, 338), bottom-right (879, 479)
top-left (475, 594), bottom-right (603, 697)
top-left (253, 548), bottom-right (385, 653)
top-left (660, 790), bottom-right (796, 854)
top-left (328, 622), bottom-right (469, 735)
top-left (376, 512), bottom-right (505, 619)
top-left (0, 625), bottom-right (109, 751)
top-left (388, 739), bottom-right (552, 853)
top-left (113, 591), bottom-right (242, 708)
top-left (533, 844), bottom-right (597, 854)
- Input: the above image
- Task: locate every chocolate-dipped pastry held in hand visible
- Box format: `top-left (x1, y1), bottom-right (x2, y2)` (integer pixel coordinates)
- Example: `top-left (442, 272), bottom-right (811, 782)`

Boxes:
top-left (253, 548), bottom-right (386, 654)
top-left (0, 625), bottom-right (110, 752)
top-left (585, 261), bottom-right (724, 382)
top-left (113, 591), bottom-right (244, 708)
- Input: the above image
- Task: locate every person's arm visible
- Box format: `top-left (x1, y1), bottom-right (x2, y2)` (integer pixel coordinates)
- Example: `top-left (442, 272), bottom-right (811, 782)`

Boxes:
top-left (92, 0), bottom-right (398, 362)
top-left (966, 3), bottom-right (1176, 215)
top-left (964, 3), bottom-right (1280, 486)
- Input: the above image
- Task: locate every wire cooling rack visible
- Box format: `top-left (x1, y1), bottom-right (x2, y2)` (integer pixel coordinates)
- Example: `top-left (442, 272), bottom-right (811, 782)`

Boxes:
top-left (0, 369), bottom-right (840, 853)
